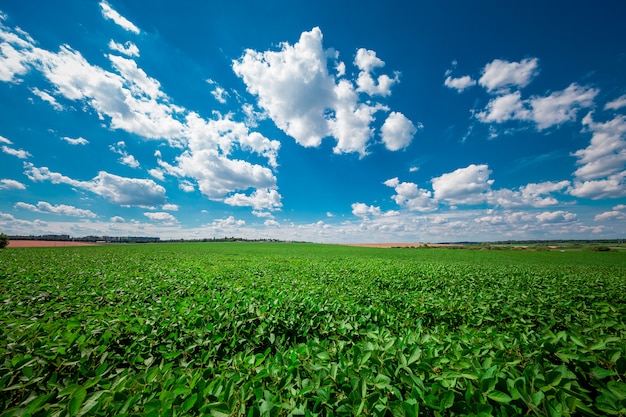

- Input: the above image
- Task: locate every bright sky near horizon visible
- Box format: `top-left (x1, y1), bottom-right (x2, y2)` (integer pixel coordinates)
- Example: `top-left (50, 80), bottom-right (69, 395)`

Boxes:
top-left (1, 1), bottom-right (625, 243)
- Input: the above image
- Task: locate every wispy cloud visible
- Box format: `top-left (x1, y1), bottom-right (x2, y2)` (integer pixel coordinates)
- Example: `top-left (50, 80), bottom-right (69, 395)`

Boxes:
top-left (99, 1), bottom-right (140, 34)
top-left (15, 201), bottom-right (97, 218)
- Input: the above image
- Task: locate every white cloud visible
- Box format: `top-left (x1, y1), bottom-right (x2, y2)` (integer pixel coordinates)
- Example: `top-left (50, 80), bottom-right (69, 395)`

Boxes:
top-left (61, 136), bottom-right (89, 145)
top-left (0, 178), bottom-right (26, 190)
top-left (0, 135), bottom-right (11, 144)
top-left (211, 216), bottom-right (245, 228)
top-left (594, 210), bottom-right (626, 221)
top-left (572, 113), bottom-right (626, 181)
top-left (0, 23), bottom-right (33, 82)
top-left (431, 164), bottom-right (493, 205)
top-left (178, 180), bottom-right (195, 193)
top-left (110, 215), bottom-right (125, 223)
top-left (568, 172), bottom-right (626, 200)
top-left (478, 58), bottom-right (539, 92)
top-left (30, 87), bottom-right (63, 110)
top-left (15, 201), bottom-right (97, 218)
top-left (536, 210), bottom-right (577, 223)
top-left (144, 212), bottom-right (177, 223)
top-left (161, 204), bottom-right (178, 211)
top-left (1, 144), bottom-right (31, 159)
top-left (383, 177), bottom-right (438, 212)
top-left (351, 202), bottom-right (382, 218)
top-left (206, 79), bottom-right (229, 104)
top-left (381, 111), bottom-right (419, 151)
top-left (489, 180), bottom-right (570, 208)
top-left (476, 91), bottom-right (528, 124)
top-left (99, 1), bottom-right (140, 34)
top-left (108, 40), bottom-right (139, 57)
top-left (444, 75), bottom-right (476, 93)
top-left (109, 141), bottom-right (140, 168)
top-left (233, 27), bottom-right (414, 156)
top-left (148, 168), bottom-right (165, 181)
top-left (529, 84), bottom-right (598, 130)
top-left (223, 188), bottom-right (282, 211)
top-left (477, 84), bottom-right (597, 129)
top-left (24, 163), bottom-right (167, 207)
top-left (605, 94), bottom-right (626, 111)
top-left (354, 48), bottom-right (399, 97)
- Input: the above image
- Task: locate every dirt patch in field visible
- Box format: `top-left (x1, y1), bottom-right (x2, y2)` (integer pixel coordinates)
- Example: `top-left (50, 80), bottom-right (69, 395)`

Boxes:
top-left (7, 240), bottom-right (101, 248)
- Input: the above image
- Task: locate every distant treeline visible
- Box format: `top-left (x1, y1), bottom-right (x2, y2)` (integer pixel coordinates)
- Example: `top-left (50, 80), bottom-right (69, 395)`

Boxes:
top-left (9, 235), bottom-right (160, 243)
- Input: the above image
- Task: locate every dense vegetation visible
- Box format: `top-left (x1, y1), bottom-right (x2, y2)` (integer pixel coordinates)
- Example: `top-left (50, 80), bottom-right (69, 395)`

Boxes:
top-left (1, 243), bottom-right (625, 416)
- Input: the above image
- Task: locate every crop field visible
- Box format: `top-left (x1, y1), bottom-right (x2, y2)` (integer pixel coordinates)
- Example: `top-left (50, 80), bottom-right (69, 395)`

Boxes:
top-left (1, 243), bottom-right (625, 416)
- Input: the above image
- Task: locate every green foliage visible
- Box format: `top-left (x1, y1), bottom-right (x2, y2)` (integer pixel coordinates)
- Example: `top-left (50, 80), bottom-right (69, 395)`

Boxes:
top-left (0, 243), bottom-right (625, 416)
top-left (0, 233), bottom-right (8, 249)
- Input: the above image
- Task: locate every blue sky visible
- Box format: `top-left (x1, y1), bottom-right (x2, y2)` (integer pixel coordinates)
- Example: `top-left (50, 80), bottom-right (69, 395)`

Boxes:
top-left (1, 0), bottom-right (625, 243)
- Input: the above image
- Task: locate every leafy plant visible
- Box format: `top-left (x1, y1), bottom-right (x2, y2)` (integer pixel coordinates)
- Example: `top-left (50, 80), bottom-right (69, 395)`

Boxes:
top-left (0, 243), bottom-right (624, 415)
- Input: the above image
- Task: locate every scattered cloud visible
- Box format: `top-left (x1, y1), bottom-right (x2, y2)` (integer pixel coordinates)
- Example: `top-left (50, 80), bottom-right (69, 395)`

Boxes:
top-left (223, 188), bottom-right (282, 211)
top-left (109, 141), bottom-right (140, 168)
top-left (162, 203), bottom-right (179, 211)
top-left (605, 94), bottom-right (626, 111)
top-left (572, 113), bottom-right (626, 181)
top-left (30, 87), bottom-right (64, 110)
top-left (99, 1), bottom-right (140, 34)
top-left (431, 164), bottom-right (493, 205)
top-left (15, 200), bottom-right (97, 218)
top-left (354, 48), bottom-right (399, 97)
top-left (444, 75), bottom-right (476, 93)
top-left (144, 211), bottom-right (177, 223)
top-left (1, 140), bottom-right (31, 159)
top-left (0, 178), bottom-right (26, 190)
top-left (351, 202), bottom-right (382, 218)
top-left (536, 210), bottom-right (577, 223)
top-left (206, 79), bottom-right (229, 103)
top-left (108, 40), bottom-right (139, 57)
top-left (478, 58), bottom-right (539, 92)
top-left (476, 83), bottom-right (597, 130)
top-left (233, 27), bottom-right (417, 156)
top-left (61, 136), bottom-right (89, 145)
top-left (383, 177), bottom-right (437, 212)
top-left (489, 180), bottom-right (570, 208)
top-left (110, 215), bottom-right (125, 223)
top-left (24, 163), bottom-right (167, 207)
top-left (381, 111), bottom-right (419, 151)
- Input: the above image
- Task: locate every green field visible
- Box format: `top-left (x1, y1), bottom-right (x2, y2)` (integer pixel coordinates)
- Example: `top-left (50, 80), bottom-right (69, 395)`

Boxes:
top-left (1, 243), bottom-right (625, 416)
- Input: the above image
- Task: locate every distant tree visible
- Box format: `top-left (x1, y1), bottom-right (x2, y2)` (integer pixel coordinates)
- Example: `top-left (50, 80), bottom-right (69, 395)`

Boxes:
top-left (0, 233), bottom-right (8, 249)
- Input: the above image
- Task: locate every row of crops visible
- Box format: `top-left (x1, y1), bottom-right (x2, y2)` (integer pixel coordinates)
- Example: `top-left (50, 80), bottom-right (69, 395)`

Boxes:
top-left (1, 243), bottom-right (625, 416)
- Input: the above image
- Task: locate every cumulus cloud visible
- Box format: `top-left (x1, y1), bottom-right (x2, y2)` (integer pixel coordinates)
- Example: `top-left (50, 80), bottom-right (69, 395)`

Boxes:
top-left (478, 58), bottom-right (539, 92)
top-left (144, 211), bottom-right (177, 223)
top-left (61, 136), bottom-right (89, 145)
top-left (536, 210), bottom-right (577, 223)
top-left (489, 180), bottom-right (570, 208)
top-left (223, 188), bottom-right (282, 211)
top-left (211, 216), bottom-right (245, 228)
top-left (0, 19), bottom-right (285, 211)
top-left (233, 27), bottom-right (416, 156)
top-left (15, 201), bottom-right (96, 218)
top-left (431, 164), bottom-right (494, 205)
top-left (568, 172), bottom-right (626, 200)
top-left (444, 75), bottom-right (476, 93)
top-left (162, 203), bottom-right (178, 211)
top-left (381, 112), bottom-right (419, 151)
top-left (111, 215), bottom-right (125, 223)
top-left (0, 178), bottom-right (26, 189)
top-left (354, 48), bottom-right (399, 96)
top-left (99, 1), bottom-right (140, 34)
top-left (572, 113), bottom-right (626, 181)
top-left (351, 202), bottom-right (382, 218)
top-left (108, 40), bottom-right (139, 57)
top-left (24, 163), bottom-right (167, 207)
top-left (383, 177), bottom-right (437, 212)
top-left (477, 83), bottom-right (597, 130)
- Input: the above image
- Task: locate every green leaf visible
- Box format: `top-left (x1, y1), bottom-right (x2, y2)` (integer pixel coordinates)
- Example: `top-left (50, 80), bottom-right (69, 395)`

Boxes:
top-left (182, 393), bottom-right (198, 413)
top-left (24, 392), bottom-right (56, 414)
top-left (487, 390), bottom-right (512, 403)
top-left (441, 391), bottom-right (454, 409)
top-left (590, 366), bottom-right (616, 379)
top-left (607, 381), bottom-right (626, 400)
top-left (69, 386), bottom-right (87, 416)
top-left (76, 390), bottom-right (106, 417)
